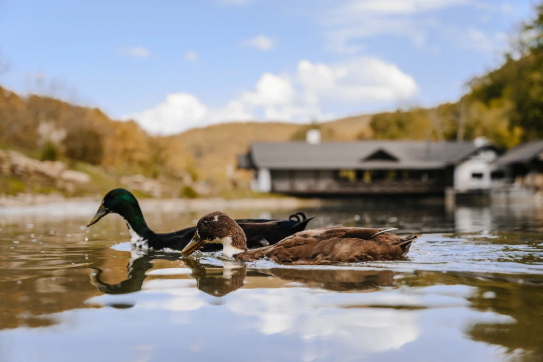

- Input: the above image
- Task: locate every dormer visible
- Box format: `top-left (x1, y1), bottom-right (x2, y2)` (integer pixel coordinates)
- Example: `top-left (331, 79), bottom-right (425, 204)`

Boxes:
top-left (361, 149), bottom-right (398, 162)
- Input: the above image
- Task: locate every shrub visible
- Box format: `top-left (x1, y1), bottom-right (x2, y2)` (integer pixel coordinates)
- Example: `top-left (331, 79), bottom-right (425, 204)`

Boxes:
top-left (180, 185), bottom-right (199, 199)
top-left (0, 176), bottom-right (26, 195)
top-left (41, 142), bottom-right (58, 161)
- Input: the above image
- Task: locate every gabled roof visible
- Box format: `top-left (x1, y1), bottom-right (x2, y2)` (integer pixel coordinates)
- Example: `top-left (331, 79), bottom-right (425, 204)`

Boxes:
top-left (362, 149), bottom-right (399, 162)
top-left (243, 141), bottom-right (483, 170)
top-left (495, 140), bottom-right (543, 165)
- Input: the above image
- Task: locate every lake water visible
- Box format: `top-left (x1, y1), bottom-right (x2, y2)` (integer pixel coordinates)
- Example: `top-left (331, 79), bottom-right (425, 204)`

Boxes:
top-left (0, 200), bottom-right (542, 361)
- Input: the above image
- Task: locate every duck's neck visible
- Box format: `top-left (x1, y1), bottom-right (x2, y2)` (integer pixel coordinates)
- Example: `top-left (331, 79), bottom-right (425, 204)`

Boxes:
top-left (221, 237), bottom-right (246, 259)
top-left (120, 205), bottom-right (154, 245)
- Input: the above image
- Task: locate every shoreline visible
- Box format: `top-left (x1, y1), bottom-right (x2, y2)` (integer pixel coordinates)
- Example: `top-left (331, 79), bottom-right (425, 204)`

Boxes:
top-left (0, 194), bottom-right (324, 219)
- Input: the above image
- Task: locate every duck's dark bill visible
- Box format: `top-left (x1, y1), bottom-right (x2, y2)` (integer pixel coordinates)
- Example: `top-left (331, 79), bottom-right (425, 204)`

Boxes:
top-left (87, 205), bottom-right (109, 227)
top-left (181, 233), bottom-right (205, 256)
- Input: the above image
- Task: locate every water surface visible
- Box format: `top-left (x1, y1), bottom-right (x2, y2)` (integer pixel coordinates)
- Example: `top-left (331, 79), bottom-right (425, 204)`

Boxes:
top-left (0, 200), bottom-right (542, 361)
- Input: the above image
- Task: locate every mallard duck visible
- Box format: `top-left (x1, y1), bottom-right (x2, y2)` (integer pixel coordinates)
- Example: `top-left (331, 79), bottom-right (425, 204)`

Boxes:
top-left (87, 189), bottom-right (313, 251)
top-left (181, 211), bottom-right (417, 265)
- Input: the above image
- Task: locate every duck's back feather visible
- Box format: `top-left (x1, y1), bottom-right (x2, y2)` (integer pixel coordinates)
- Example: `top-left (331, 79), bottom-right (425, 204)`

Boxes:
top-left (237, 212), bottom-right (314, 245)
top-left (149, 213), bottom-right (314, 251)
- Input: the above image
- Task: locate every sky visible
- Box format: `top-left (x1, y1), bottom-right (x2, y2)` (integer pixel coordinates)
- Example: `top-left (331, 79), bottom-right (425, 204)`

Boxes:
top-left (0, 0), bottom-right (537, 135)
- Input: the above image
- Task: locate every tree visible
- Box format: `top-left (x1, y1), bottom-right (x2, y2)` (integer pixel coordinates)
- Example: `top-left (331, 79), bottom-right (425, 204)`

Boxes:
top-left (64, 127), bottom-right (104, 165)
top-left (468, 2), bottom-right (543, 141)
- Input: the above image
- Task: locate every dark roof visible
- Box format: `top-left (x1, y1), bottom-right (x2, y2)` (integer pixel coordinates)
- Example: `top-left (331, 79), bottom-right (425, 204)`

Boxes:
top-left (496, 140), bottom-right (543, 165)
top-left (241, 141), bottom-right (483, 170)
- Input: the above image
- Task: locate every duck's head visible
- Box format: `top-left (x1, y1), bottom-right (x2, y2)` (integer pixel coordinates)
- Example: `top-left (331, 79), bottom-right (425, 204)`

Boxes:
top-left (87, 188), bottom-right (141, 227)
top-left (181, 211), bottom-right (247, 258)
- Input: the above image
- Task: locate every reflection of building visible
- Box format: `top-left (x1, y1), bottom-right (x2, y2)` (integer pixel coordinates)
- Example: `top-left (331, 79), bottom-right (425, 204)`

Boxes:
top-left (454, 206), bottom-right (493, 233)
top-left (238, 134), bottom-right (504, 196)
top-left (496, 140), bottom-right (543, 189)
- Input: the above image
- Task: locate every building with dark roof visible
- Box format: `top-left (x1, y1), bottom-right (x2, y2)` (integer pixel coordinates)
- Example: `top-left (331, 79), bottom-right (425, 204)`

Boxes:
top-left (238, 136), bottom-right (505, 196)
top-left (495, 140), bottom-right (543, 189)
top-left (496, 140), bottom-right (543, 175)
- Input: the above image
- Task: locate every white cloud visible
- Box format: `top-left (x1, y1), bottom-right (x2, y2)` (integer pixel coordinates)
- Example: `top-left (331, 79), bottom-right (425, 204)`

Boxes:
top-left (337, 0), bottom-right (468, 15)
top-left (243, 35), bottom-right (276, 51)
top-left (297, 58), bottom-right (418, 105)
top-left (241, 73), bottom-right (294, 106)
top-left (217, 0), bottom-right (252, 5)
top-left (123, 93), bottom-right (207, 135)
top-left (116, 47), bottom-right (151, 58)
top-left (208, 100), bottom-right (254, 124)
top-left (184, 50), bottom-right (198, 63)
top-left (125, 57), bottom-right (417, 135)
top-left (322, 0), bottom-right (474, 53)
top-left (443, 26), bottom-right (503, 53)
top-left (462, 27), bottom-right (495, 51)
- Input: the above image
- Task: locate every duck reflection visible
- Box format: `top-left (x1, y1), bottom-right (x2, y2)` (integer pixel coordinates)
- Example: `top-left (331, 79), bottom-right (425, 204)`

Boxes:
top-left (89, 255), bottom-right (247, 298)
top-left (89, 253), bottom-right (400, 299)
top-left (263, 268), bottom-right (397, 292)
top-left (183, 259), bottom-right (247, 297)
top-left (187, 263), bottom-right (399, 296)
top-left (89, 255), bottom-right (156, 295)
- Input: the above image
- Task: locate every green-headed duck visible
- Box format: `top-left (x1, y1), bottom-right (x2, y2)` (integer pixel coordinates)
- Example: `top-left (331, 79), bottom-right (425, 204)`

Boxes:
top-left (87, 189), bottom-right (313, 251)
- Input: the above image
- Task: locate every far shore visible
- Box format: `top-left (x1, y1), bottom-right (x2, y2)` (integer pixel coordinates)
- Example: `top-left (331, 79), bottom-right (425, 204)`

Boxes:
top-left (0, 193), bottom-right (325, 217)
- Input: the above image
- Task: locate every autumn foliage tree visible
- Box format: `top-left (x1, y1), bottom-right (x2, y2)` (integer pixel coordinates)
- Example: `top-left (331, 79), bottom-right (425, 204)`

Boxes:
top-left (369, 2), bottom-right (543, 148)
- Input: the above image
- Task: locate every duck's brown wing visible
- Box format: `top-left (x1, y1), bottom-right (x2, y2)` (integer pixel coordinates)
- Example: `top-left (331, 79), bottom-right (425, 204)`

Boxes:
top-left (236, 233), bottom-right (321, 263)
top-left (236, 227), bottom-right (417, 265)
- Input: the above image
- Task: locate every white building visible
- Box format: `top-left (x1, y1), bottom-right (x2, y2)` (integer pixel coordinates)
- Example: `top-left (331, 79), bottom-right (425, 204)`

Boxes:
top-left (239, 135), bottom-right (505, 196)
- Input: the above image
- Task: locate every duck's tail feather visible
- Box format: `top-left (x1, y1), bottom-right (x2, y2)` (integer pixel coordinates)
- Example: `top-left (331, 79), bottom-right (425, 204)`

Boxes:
top-left (289, 212), bottom-right (308, 222)
top-left (289, 215), bottom-right (315, 233)
top-left (398, 235), bottom-right (417, 256)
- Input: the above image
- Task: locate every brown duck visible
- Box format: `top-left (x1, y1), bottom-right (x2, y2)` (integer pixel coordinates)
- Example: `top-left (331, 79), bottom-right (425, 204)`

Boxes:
top-left (181, 211), bottom-right (417, 265)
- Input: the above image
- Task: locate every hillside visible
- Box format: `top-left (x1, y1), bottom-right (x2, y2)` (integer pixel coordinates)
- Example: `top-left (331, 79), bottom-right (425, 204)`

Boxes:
top-left (0, 86), bottom-right (372, 195)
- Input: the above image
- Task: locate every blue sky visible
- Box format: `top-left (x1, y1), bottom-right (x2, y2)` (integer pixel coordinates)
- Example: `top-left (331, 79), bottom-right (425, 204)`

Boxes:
top-left (0, 0), bottom-right (536, 134)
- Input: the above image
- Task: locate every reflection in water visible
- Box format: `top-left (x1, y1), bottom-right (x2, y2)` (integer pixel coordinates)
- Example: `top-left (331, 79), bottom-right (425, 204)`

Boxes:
top-left (90, 256), bottom-right (153, 295)
top-left (89, 254), bottom-right (402, 298)
top-left (183, 259), bottom-right (246, 297)
top-left (466, 274), bottom-right (543, 361)
top-left (90, 255), bottom-right (247, 298)
top-left (264, 267), bottom-right (398, 292)
top-left (0, 202), bottom-right (542, 361)
top-left (226, 287), bottom-right (422, 354)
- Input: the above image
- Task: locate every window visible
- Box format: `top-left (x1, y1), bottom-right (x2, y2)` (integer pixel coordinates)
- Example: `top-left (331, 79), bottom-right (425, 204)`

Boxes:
top-left (386, 170), bottom-right (397, 180)
top-left (337, 170), bottom-right (357, 182)
top-left (471, 172), bottom-right (484, 180)
top-left (491, 171), bottom-right (505, 180)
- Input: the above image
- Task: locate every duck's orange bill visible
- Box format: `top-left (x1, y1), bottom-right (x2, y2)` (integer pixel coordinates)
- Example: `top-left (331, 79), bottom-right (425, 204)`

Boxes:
top-left (180, 232), bottom-right (206, 256)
